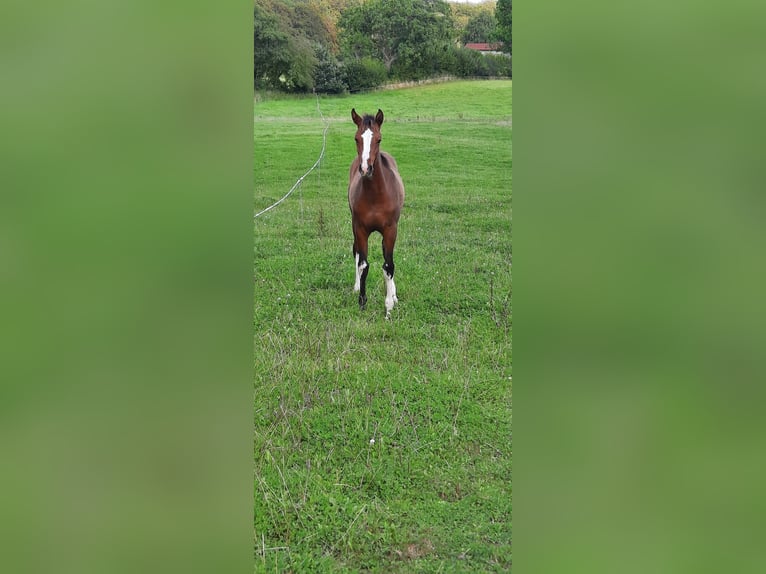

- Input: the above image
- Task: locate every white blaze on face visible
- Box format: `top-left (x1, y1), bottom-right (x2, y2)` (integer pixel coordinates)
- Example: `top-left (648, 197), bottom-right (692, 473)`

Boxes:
top-left (360, 128), bottom-right (373, 172)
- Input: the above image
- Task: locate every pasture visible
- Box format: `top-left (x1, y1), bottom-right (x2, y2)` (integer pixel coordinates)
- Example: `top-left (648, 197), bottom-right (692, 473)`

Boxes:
top-left (254, 80), bottom-right (512, 572)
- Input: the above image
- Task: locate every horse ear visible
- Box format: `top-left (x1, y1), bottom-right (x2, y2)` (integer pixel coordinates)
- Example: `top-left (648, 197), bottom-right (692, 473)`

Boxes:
top-left (351, 108), bottom-right (361, 126)
top-left (376, 109), bottom-right (384, 126)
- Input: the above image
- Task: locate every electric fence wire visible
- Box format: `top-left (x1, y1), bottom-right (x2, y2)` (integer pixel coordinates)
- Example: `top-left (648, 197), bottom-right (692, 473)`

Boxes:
top-left (254, 94), bottom-right (330, 219)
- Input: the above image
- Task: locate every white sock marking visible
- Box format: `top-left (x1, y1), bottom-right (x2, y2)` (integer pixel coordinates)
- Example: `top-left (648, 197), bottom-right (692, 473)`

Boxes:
top-left (354, 253), bottom-right (367, 292)
top-left (353, 253), bottom-right (360, 291)
top-left (384, 271), bottom-right (398, 317)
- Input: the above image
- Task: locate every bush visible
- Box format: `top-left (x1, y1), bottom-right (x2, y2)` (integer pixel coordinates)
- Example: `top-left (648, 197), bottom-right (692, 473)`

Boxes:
top-left (448, 47), bottom-right (512, 78)
top-left (484, 54), bottom-right (512, 78)
top-left (451, 47), bottom-right (490, 77)
top-left (343, 58), bottom-right (388, 92)
top-left (314, 45), bottom-right (347, 94)
top-left (391, 43), bottom-right (456, 81)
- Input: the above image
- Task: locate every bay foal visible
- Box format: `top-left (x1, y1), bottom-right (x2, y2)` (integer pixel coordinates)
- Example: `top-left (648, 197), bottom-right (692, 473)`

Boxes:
top-left (348, 108), bottom-right (405, 319)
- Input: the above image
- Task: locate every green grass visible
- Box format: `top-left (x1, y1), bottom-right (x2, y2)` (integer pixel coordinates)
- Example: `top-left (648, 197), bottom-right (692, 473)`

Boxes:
top-left (254, 80), bottom-right (511, 572)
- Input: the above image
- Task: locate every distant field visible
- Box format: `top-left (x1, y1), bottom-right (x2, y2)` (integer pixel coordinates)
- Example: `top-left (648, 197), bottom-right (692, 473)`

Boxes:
top-left (254, 80), bottom-right (512, 572)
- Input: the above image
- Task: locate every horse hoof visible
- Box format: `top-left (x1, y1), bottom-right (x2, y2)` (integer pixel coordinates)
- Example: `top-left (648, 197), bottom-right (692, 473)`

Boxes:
top-left (358, 295), bottom-right (367, 309)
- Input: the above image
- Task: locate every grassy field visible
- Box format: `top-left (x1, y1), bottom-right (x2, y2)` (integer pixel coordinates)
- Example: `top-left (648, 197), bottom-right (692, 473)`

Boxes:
top-left (254, 80), bottom-right (512, 572)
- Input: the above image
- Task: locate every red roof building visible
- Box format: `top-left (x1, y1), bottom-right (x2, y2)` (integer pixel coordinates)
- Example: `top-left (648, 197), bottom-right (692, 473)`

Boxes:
top-left (464, 42), bottom-right (504, 53)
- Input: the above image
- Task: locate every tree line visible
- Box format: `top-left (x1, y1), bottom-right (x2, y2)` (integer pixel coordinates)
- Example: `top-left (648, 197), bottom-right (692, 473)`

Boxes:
top-left (254, 0), bottom-right (511, 93)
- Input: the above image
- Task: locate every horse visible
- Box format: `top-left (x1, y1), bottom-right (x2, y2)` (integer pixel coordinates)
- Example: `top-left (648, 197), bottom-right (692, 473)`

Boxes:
top-left (348, 108), bottom-right (405, 319)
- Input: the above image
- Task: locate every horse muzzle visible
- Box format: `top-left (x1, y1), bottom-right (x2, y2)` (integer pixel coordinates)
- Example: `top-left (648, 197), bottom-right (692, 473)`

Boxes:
top-left (360, 165), bottom-right (374, 179)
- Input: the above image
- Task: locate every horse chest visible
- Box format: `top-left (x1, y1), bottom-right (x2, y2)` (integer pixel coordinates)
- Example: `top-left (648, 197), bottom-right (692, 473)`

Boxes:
top-left (352, 186), bottom-right (398, 224)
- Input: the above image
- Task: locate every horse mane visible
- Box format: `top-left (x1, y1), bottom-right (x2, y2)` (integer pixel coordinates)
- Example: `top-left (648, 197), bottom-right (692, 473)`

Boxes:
top-left (361, 114), bottom-right (376, 128)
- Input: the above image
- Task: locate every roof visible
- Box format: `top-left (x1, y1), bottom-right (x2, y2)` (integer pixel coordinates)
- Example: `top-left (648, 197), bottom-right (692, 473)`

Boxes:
top-left (464, 42), bottom-right (503, 51)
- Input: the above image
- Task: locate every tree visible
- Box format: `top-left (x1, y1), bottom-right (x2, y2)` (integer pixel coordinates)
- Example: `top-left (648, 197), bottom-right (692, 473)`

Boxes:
top-left (495, 0), bottom-right (512, 54)
top-left (282, 35), bottom-right (317, 92)
top-left (292, 1), bottom-right (335, 51)
top-left (339, 0), bottom-right (455, 79)
top-left (254, 4), bottom-right (291, 89)
top-left (462, 11), bottom-right (497, 44)
top-left (254, 0), bottom-right (341, 92)
top-left (254, 4), bottom-right (316, 91)
top-left (313, 44), bottom-right (347, 93)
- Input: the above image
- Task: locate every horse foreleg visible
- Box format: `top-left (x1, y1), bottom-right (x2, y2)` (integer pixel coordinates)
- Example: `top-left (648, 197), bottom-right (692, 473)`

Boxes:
top-left (353, 250), bottom-right (361, 292)
top-left (382, 227), bottom-right (399, 319)
top-left (353, 228), bottom-right (370, 309)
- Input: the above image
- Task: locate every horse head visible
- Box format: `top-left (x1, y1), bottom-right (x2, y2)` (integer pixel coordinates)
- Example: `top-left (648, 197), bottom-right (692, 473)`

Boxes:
top-left (351, 108), bottom-right (384, 179)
